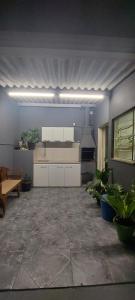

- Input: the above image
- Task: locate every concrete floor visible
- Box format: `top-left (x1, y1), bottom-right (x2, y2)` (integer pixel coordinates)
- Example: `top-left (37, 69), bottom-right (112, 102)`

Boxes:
top-left (0, 187), bottom-right (135, 289)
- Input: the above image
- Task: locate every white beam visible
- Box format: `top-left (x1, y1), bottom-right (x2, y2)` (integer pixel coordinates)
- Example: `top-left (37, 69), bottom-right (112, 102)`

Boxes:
top-left (0, 31), bottom-right (135, 54)
top-left (0, 46), bottom-right (135, 61)
top-left (17, 102), bottom-right (96, 108)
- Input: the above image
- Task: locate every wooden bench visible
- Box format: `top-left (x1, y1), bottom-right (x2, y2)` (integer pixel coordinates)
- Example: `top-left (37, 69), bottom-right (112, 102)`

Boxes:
top-left (0, 167), bottom-right (22, 217)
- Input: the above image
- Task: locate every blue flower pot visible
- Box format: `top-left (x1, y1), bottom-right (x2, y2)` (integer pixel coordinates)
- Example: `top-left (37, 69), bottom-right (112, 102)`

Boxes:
top-left (101, 194), bottom-right (116, 222)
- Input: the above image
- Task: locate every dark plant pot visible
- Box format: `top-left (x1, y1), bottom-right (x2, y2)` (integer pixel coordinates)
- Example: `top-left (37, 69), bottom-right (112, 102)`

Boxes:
top-left (101, 194), bottom-right (116, 222)
top-left (114, 217), bottom-right (135, 243)
top-left (96, 194), bottom-right (104, 207)
top-left (14, 146), bottom-right (20, 150)
top-left (21, 181), bottom-right (32, 192)
top-left (97, 198), bottom-right (101, 207)
top-left (28, 142), bottom-right (35, 150)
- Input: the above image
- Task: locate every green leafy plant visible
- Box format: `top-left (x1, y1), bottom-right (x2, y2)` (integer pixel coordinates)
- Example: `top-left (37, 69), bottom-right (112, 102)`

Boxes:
top-left (107, 188), bottom-right (135, 226)
top-left (86, 178), bottom-right (106, 201)
top-left (130, 181), bottom-right (135, 194)
top-left (96, 168), bottom-right (110, 185)
top-left (21, 128), bottom-right (40, 148)
top-left (86, 164), bottom-right (110, 201)
top-left (106, 183), bottom-right (124, 196)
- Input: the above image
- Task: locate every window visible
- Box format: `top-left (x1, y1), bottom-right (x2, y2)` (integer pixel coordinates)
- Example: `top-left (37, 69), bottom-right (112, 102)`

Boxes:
top-left (113, 108), bottom-right (135, 162)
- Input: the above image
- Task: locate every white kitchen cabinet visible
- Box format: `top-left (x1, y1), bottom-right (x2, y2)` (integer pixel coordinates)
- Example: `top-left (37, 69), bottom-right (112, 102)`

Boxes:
top-left (42, 127), bottom-right (50, 141)
top-left (64, 164), bottom-right (81, 187)
top-left (42, 127), bottom-right (53, 141)
top-left (63, 127), bottom-right (74, 142)
top-left (33, 164), bottom-right (49, 186)
top-left (42, 127), bottom-right (74, 142)
top-left (48, 164), bottom-right (65, 186)
top-left (53, 127), bottom-right (63, 141)
top-left (42, 127), bottom-right (63, 142)
top-left (33, 163), bottom-right (81, 187)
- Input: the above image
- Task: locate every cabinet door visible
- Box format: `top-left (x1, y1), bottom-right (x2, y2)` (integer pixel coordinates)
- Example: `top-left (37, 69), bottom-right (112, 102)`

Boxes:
top-left (47, 127), bottom-right (54, 141)
top-left (51, 127), bottom-right (63, 141)
top-left (55, 165), bottom-right (65, 186)
top-left (41, 127), bottom-right (46, 141)
top-left (64, 164), bottom-right (81, 186)
top-left (63, 127), bottom-right (74, 142)
top-left (42, 127), bottom-right (64, 141)
top-left (49, 164), bottom-right (64, 186)
top-left (42, 127), bottom-right (51, 141)
top-left (33, 164), bottom-right (49, 186)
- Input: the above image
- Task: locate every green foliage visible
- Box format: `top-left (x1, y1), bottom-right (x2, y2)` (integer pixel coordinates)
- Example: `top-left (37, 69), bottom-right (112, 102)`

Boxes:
top-left (86, 178), bottom-right (106, 200)
top-left (130, 181), bottom-right (135, 194)
top-left (107, 188), bottom-right (135, 221)
top-left (106, 183), bottom-right (124, 196)
top-left (21, 128), bottom-right (40, 144)
top-left (86, 165), bottom-right (110, 200)
top-left (96, 167), bottom-right (110, 185)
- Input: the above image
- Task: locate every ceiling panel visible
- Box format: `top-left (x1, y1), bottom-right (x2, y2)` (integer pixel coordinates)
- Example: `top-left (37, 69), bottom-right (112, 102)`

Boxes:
top-left (0, 53), bottom-right (135, 91)
top-left (0, 31), bottom-right (135, 92)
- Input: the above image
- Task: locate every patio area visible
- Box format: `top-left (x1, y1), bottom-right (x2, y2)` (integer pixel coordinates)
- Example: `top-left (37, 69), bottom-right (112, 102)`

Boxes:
top-left (0, 187), bottom-right (135, 289)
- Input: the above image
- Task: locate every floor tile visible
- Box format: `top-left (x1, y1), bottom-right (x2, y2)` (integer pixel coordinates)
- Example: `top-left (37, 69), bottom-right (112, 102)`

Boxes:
top-left (0, 230), bottom-right (30, 253)
top-left (106, 251), bottom-right (135, 282)
top-left (0, 251), bottom-right (24, 289)
top-left (13, 266), bottom-right (38, 289)
top-left (71, 250), bottom-right (112, 286)
top-left (0, 187), bottom-right (135, 289)
top-left (22, 249), bottom-right (72, 287)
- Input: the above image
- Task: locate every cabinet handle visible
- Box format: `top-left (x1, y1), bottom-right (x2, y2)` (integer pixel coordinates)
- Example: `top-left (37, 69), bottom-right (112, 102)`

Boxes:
top-left (40, 166), bottom-right (47, 168)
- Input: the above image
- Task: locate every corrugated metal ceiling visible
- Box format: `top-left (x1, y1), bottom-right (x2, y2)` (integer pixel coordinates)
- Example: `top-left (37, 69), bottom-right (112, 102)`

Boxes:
top-left (0, 55), bottom-right (134, 91)
top-left (0, 32), bottom-right (135, 94)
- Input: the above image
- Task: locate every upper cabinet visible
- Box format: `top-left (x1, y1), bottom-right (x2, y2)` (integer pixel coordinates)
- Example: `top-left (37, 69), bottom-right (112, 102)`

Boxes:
top-left (63, 127), bottom-right (74, 142)
top-left (42, 127), bottom-right (74, 142)
top-left (54, 127), bottom-right (63, 141)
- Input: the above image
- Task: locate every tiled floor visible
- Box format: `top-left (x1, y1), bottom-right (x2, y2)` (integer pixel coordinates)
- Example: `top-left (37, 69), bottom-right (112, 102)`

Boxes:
top-left (0, 187), bottom-right (135, 289)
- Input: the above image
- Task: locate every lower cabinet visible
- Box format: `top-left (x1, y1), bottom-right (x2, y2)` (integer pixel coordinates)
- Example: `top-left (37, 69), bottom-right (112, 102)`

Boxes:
top-left (49, 165), bottom-right (65, 186)
top-left (64, 164), bottom-right (81, 187)
top-left (33, 164), bottom-right (49, 187)
top-left (33, 163), bottom-right (81, 187)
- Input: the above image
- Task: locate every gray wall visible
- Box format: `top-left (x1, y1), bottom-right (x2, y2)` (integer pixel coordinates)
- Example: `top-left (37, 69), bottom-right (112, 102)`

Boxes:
top-left (13, 150), bottom-right (33, 179)
top-left (0, 93), bottom-right (96, 178)
top-left (95, 73), bottom-right (135, 188)
top-left (109, 73), bottom-right (135, 188)
top-left (17, 105), bottom-right (96, 178)
top-left (0, 89), bottom-right (18, 168)
top-left (17, 106), bottom-right (91, 142)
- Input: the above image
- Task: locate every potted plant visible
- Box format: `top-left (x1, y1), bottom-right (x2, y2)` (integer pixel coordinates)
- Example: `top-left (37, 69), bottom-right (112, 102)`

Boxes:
top-left (107, 185), bottom-right (135, 243)
top-left (86, 164), bottom-right (110, 206)
top-left (100, 184), bottom-right (123, 222)
top-left (21, 128), bottom-right (40, 150)
top-left (21, 174), bottom-right (32, 192)
top-left (86, 178), bottom-right (106, 206)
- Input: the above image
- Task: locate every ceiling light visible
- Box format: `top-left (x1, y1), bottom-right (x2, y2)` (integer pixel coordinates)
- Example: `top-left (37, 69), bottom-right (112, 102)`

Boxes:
top-left (59, 93), bottom-right (104, 100)
top-left (8, 91), bottom-right (55, 98)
